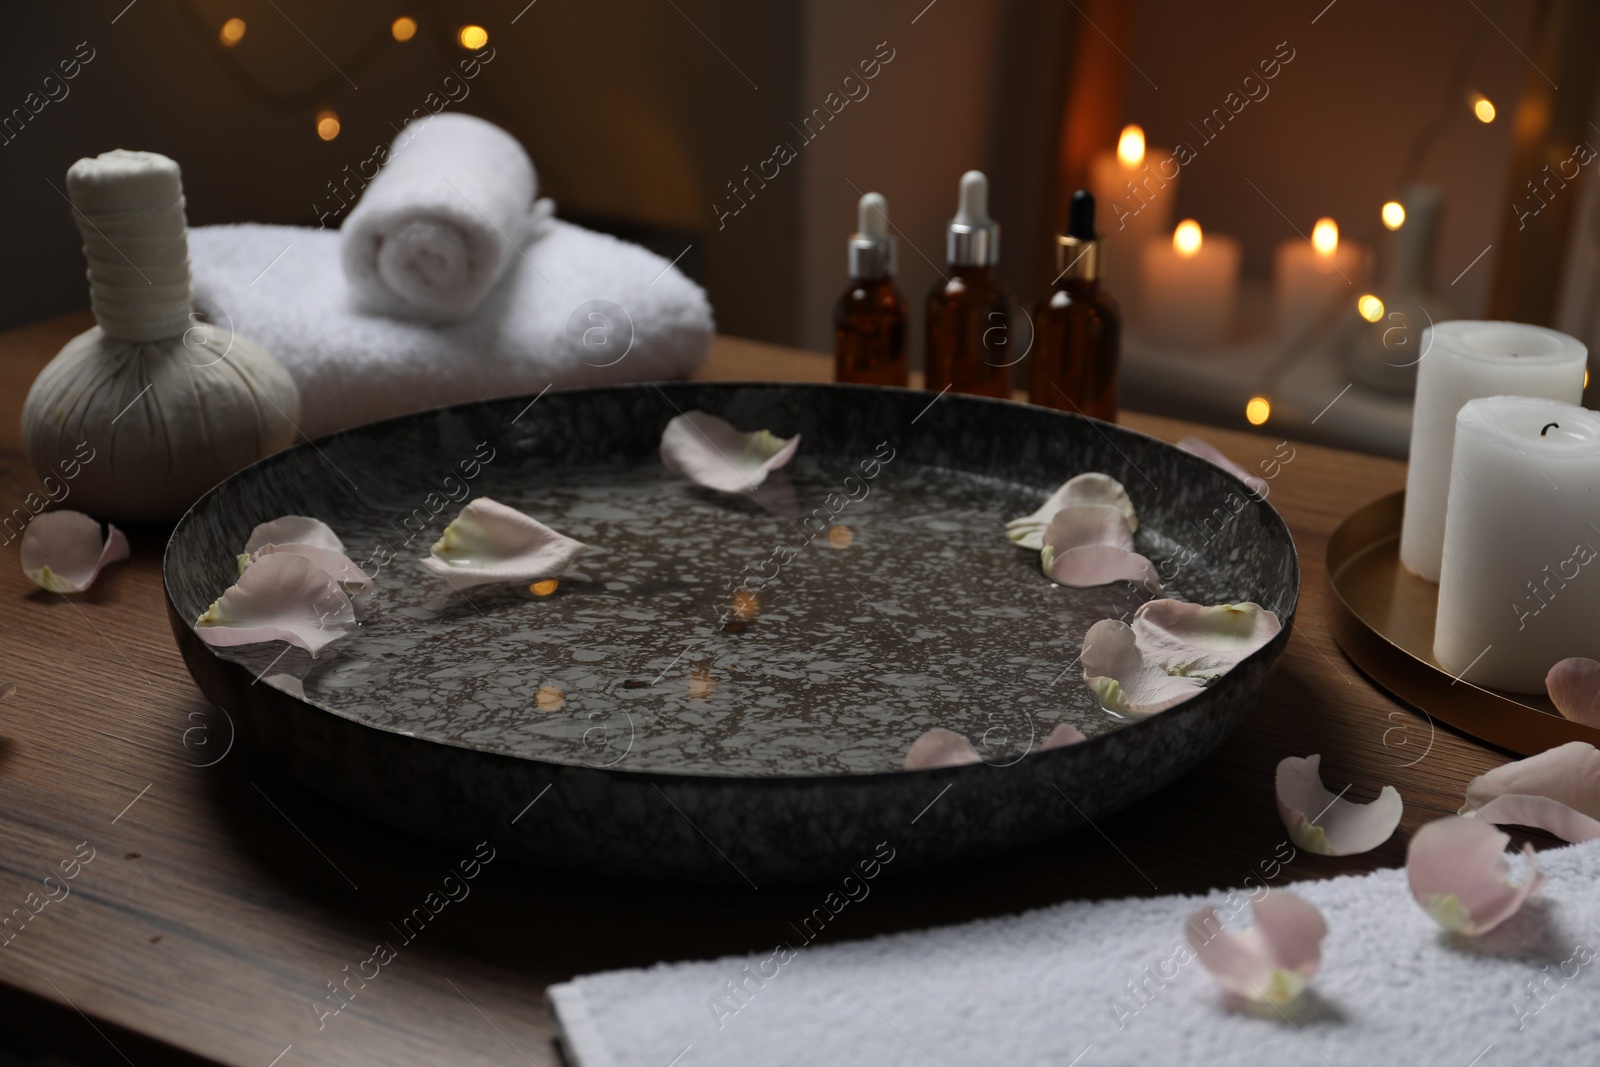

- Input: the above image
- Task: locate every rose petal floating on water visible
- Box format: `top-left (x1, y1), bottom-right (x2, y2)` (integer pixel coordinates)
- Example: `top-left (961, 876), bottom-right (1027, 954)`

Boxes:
top-left (1275, 754), bottom-right (1403, 855)
top-left (1043, 543), bottom-right (1163, 591)
top-left (1186, 891), bottom-right (1327, 1004)
top-left (1406, 815), bottom-right (1544, 935)
top-left (904, 728), bottom-right (981, 770)
top-left (20, 510), bottom-right (129, 593)
top-left (1007, 472), bottom-right (1137, 550)
top-left (244, 515), bottom-right (345, 555)
top-left (1546, 658), bottom-right (1600, 727)
top-left (194, 551), bottom-right (356, 657)
top-left (659, 411), bottom-right (800, 494)
top-left (420, 497), bottom-right (588, 590)
top-left (1130, 600), bottom-right (1282, 680)
top-left (1177, 436), bottom-right (1269, 498)
top-left (1461, 741), bottom-right (1600, 843)
top-left (1041, 722), bottom-right (1087, 749)
top-left (1038, 503), bottom-right (1161, 590)
top-left (1081, 619), bottom-right (1207, 716)
top-left (245, 542), bottom-right (373, 596)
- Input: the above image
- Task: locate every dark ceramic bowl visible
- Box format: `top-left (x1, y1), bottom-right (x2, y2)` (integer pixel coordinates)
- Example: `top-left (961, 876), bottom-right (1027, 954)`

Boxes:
top-left (165, 382), bottom-right (1299, 884)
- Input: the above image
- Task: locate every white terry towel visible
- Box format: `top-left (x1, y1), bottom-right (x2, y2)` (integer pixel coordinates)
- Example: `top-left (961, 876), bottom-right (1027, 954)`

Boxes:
top-left (341, 113), bottom-right (540, 322)
top-left (188, 220), bottom-right (712, 438)
top-left (549, 840), bottom-right (1600, 1066)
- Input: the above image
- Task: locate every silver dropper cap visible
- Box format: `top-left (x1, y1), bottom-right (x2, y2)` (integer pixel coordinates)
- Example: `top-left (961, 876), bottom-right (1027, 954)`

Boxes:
top-left (946, 170), bottom-right (999, 267)
top-left (848, 191), bottom-right (897, 279)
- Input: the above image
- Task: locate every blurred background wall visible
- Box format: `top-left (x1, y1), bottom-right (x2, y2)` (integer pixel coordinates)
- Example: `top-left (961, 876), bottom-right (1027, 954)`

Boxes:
top-left (0, 0), bottom-right (1571, 355)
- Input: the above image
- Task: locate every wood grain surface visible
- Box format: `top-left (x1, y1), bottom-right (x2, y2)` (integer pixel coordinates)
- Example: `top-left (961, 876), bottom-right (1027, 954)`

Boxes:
top-left (0, 313), bottom-right (1516, 1066)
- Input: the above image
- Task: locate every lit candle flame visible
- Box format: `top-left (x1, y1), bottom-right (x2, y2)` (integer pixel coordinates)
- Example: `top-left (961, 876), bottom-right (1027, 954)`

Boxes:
top-left (1311, 217), bottom-right (1338, 257)
top-left (1246, 396), bottom-right (1271, 426)
top-left (1173, 219), bottom-right (1203, 257)
top-left (1381, 201), bottom-right (1405, 230)
top-left (1117, 124), bottom-right (1145, 168)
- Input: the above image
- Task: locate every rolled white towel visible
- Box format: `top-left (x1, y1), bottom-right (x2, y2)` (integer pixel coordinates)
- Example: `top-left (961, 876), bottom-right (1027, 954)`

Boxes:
top-left (341, 113), bottom-right (541, 323)
top-left (189, 219), bottom-right (714, 438)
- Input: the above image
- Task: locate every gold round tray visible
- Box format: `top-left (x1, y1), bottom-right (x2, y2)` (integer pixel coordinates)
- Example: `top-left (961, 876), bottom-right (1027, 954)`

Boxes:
top-left (1326, 490), bottom-right (1599, 756)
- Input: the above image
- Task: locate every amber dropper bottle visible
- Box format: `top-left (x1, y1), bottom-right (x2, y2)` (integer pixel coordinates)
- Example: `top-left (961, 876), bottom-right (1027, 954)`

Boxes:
top-left (1030, 189), bottom-right (1121, 421)
top-left (834, 192), bottom-right (909, 386)
top-left (926, 170), bottom-right (1013, 398)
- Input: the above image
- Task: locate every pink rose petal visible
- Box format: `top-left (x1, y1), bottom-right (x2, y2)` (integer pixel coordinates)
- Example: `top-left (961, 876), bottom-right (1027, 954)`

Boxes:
top-left (1081, 619), bottom-right (1206, 715)
top-left (1547, 658), bottom-right (1600, 727)
top-left (248, 543), bottom-right (373, 596)
top-left (1186, 891), bottom-right (1327, 1003)
top-left (1130, 599), bottom-right (1281, 679)
top-left (1275, 754), bottom-right (1403, 855)
top-left (1178, 436), bottom-right (1270, 498)
top-left (1460, 741), bottom-right (1600, 844)
top-left (20, 510), bottom-right (129, 593)
top-left (244, 515), bottom-right (345, 556)
top-left (904, 728), bottom-right (981, 770)
top-left (1406, 815), bottom-right (1544, 935)
top-left (660, 411), bottom-right (800, 494)
top-left (1044, 544), bottom-right (1163, 590)
top-left (1038, 503), bottom-right (1160, 590)
top-left (1472, 793), bottom-right (1600, 843)
top-left (194, 551), bottom-right (356, 658)
top-left (1041, 722), bottom-right (1087, 749)
top-left (1041, 504), bottom-right (1135, 553)
top-left (1007, 473), bottom-right (1137, 549)
top-left (1462, 742), bottom-right (1600, 819)
top-left (419, 497), bottom-right (588, 590)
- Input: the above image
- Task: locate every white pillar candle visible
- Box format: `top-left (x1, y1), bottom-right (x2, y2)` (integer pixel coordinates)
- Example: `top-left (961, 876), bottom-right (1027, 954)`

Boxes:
top-left (1273, 218), bottom-right (1369, 337)
top-left (1400, 321), bottom-right (1587, 580)
top-left (1088, 125), bottom-right (1178, 311)
top-left (1138, 220), bottom-right (1239, 346)
top-left (1435, 396), bottom-right (1600, 692)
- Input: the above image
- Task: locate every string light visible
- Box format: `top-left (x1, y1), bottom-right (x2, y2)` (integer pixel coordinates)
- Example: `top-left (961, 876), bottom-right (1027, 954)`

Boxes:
top-left (1245, 396), bottom-right (1271, 426)
top-left (1173, 219), bottom-right (1203, 257)
top-left (1470, 93), bottom-right (1496, 123)
top-left (1381, 201), bottom-right (1405, 230)
top-left (1357, 294), bottom-right (1385, 322)
top-left (1116, 124), bottom-right (1145, 167)
top-left (530, 579), bottom-right (559, 597)
top-left (1311, 218), bottom-right (1339, 258)
top-left (391, 16), bottom-right (418, 41)
top-left (219, 17), bottom-right (246, 46)
top-left (458, 24), bottom-right (489, 49)
top-left (315, 109), bottom-right (341, 141)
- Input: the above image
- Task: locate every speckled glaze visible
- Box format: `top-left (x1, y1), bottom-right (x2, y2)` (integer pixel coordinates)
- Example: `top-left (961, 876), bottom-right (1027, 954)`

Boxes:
top-left (165, 383), bottom-right (1299, 884)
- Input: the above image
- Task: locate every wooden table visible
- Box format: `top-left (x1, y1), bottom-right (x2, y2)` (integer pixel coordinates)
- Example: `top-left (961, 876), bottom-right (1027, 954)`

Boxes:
top-left (0, 313), bottom-right (1511, 1066)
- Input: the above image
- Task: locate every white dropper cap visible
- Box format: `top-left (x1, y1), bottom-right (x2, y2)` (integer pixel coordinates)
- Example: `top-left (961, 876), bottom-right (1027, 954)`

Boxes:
top-left (848, 191), bottom-right (897, 279)
top-left (954, 171), bottom-right (991, 227)
top-left (947, 170), bottom-right (999, 266)
top-left (859, 192), bottom-right (889, 238)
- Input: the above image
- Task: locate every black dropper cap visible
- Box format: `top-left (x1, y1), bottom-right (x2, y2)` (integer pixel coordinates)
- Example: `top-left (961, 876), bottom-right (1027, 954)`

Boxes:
top-left (1067, 189), bottom-right (1097, 240)
top-left (1055, 189), bottom-right (1101, 281)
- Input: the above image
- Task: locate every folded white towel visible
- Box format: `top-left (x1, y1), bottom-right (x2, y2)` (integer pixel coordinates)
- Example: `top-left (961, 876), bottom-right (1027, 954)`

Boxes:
top-left (341, 113), bottom-right (539, 323)
top-left (549, 839), bottom-right (1600, 1066)
top-left (188, 220), bottom-right (712, 438)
